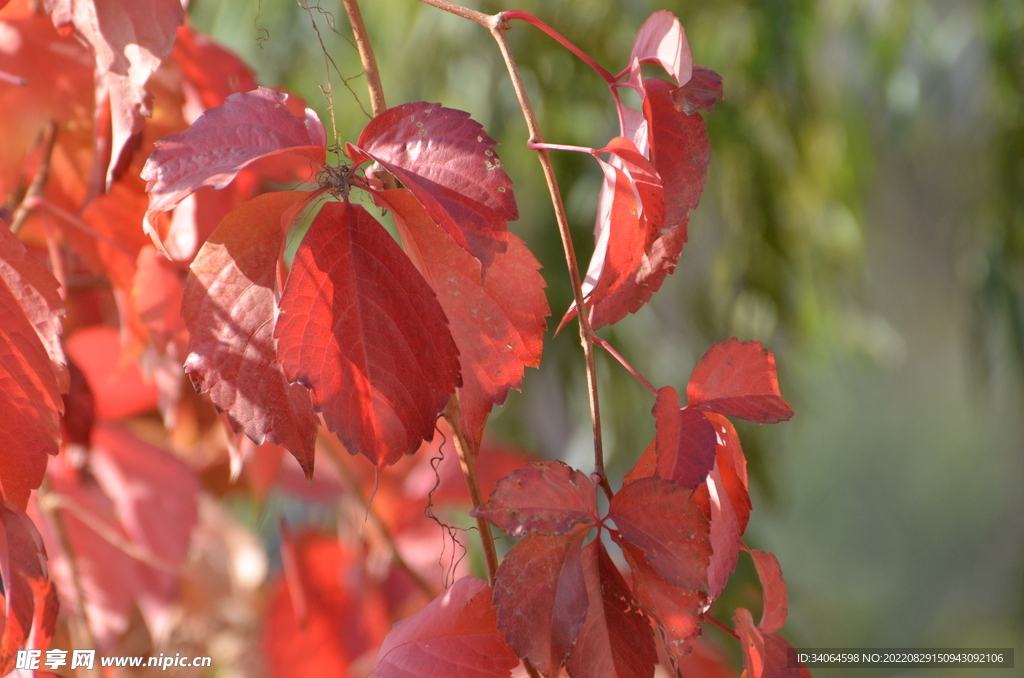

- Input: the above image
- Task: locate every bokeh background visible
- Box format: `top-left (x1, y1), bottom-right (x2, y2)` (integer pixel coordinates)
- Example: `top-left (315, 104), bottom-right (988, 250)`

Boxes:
top-left (187, 0), bottom-right (1024, 675)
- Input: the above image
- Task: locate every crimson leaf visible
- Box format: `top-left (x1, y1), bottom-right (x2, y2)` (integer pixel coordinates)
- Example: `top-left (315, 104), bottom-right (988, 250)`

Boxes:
top-left (275, 201), bottom-right (461, 466)
top-left (183, 191), bottom-right (319, 476)
top-left (472, 461), bottom-right (598, 537)
top-left (686, 337), bottom-right (794, 423)
top-left (371, 576), bottom-right (518, 678)
top-left (617, 539), bottom-right (705, 671)
top-left (565, 540), bottom-right (656, 678)
top-left (747, 548), bottom-right (788, 634)
top-left (493, 530), bottom-right (588, 677)
top-left (348, 102), bottom-right (518, 268)
top-left (733, 608), bottom-right (810, 678)
top-left (379, 188), bottom-right (547, 448)
top-left (142, 87), bottom-right (326, 238)
top-left (608, 477), bottom-right (710, 591)
top-left (652, 386), bottom-right (717, 490)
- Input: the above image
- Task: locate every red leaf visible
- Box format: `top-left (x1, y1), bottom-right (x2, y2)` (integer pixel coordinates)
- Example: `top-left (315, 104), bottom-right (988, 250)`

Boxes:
top-left (617, 539), bottom-right (705, 669)
top-left (132, 245), bottom-right (186, 353)
top-left (706, 413), bottom-right (751, 534)
top-left (627, 10), bottom-right (693, 87)
top-left (264, 531), bottom-right (391, 678)
top-left (493, 530), bottom-right (588, 676)
top-left (565, 540), bottom-right (656, 678)
top-left (608, 477), bottom-right (710, 591)
top-left (588, 78), bottom-right (711, 329)
top-left (64, 326), bottom-right (159, 420)
top-left (142, 87), bottom-right (326, 236)
top-left (471, 461), bottom-right (598, 537)
top-left (370, 576), bottom-right (518, 678)
top-left (685, 337), bottom-right (794, 423)
top-left (0, 275), bottom-right (62, 508)
top-left (672, 64), bottom-right (724, 115)
top-left (0, 226), bottom-right (67, 392)
top-left (652, 386), bottom-right (717, 490)
top-left (693, 462), bottom-right (742, 601)
top-left (0, 502), bottom-right (58, 675)
top-left (733, 609), bottom-right (809, 678)
top-left (349, 102), bottom-right (518, 267)
top-left (183, 191), bottom-right (318, 476)
top-left (583, 158), bottom-right (643, 303)
top-left (275, 201), bottom-right (461, 466)
top-left (747, 548), bottom-right (788, 634)
top-left (45, 0), bottom-right (184, 187)
top-left (379, 188), bottom-right (547, 448)
top-left (171, 23), bottom-right (257, 114)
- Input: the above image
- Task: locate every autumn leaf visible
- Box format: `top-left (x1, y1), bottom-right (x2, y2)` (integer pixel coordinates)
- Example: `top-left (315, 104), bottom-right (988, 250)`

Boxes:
top-left (733, 608), bottom-right (809, 678)
top-left (0, 226), bottom-right (67, 392)
top-left (652, 386), bottom-right (717, 490)
top-left (370, 576), bottom-right (518, 678)
top-left (565, 540), bottom-right (657, 678)
top-left (264, 530), bottom-right (391, 678)
top-left (471, 461), bottom-right (598, 538)
top-left (275, 201), bottom-right (461, 466)
top-left (493, 530), bottom-right (588, 677)
top-left (64, 325), bottom-right (158, 421)
top-left (379, 188), bottom-right (547, 448)
top-left (171, 23), bottom-right (258, 116)
top-left (44, 0), bottom-right (185, 187)
top-left (626, 9), bottom-right (693, 88)
top-left (706, 412), bottom-right (752, 534)
top-left (0, 274), bottom-right (63, 508)
top-left (618, 540), bottom-right (705, 670)
top-left (693, 463), bottom-right (742, 601)
top-left (686, 337), bottom-right (794, 423)
top-left (607, 477), bottom-right (710, 591)
top-left (672, 64), bottom-right (724, 115)
top-left (746, 548), bottom-right (788, 634)
top-left (141, 86), bottom-right (326, 242)
top-left (183, 191), bottom-right (318, 476)
top-left (348, 102), bottom-right (518, 268)
top-left (0, 502), bottom-right (58, 675)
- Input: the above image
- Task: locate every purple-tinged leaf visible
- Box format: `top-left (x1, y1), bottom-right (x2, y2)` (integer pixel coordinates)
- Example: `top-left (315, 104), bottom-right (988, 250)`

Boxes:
top-left (472, 462), bottom-right (598, 538)
top-left (142, 87), bottom-right (326, 236)
top-left (608, 477), bottom-right (710, 591)
top-left (493, 530), bottom-right (588, 677)
top-left (370, 577), bottom-right (518, 678)
top-left (652, 386), bottom-right (717, 490)
top-left (348, 102), bottom-right (517, 268)
top-left (672, 64), bottom-right (723, 114)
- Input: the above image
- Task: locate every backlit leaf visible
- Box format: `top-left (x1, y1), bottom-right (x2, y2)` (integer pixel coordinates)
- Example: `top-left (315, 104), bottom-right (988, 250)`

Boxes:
top-left (493, 530), bottom-right (588, 676)
top-left (627, 10), bottom-right (692, 88)
top-left (747, 548), bottom-right (788, 634)
top-left (0, 502), bottom-right (58, 675)
top-left (608, 477), bottom-right (710, 591)
top-left (472, 461), bottom-right (598, 538)
top-left (617, 539), bottom-right (705, 670)
top-left (371, 576), bottom-right (518, 678)
top-left (0, 274), bottom-right (62, 508)
top-left (349, 102), bottom-right (518, 268)
top-left (565, 540), bottom-right (656, 678)
top-left (686, 338), bottom-right (794, 423)
top-left (183, 191), bottom-right (318, 476)
top-left (276, 201), bottom-right (461, 466)
top-left (142, 87), bottom-right (326, 236)
top-left (733, 609), bottom-right (809, 678)
top-left (671, 64), bottom-right (724, 115)
top-left (380, 188), bottom-right (547, 448)
top-left (652, 386), bottom-right (717, 490)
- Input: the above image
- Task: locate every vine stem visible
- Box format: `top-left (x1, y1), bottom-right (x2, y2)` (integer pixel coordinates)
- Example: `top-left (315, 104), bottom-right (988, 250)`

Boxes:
top-left (502, 11), bottom-right (616, 84)
top-left (417, 0), bottom-right (613, 501)
top-left (321, 439), bottom-right (440, 600)
top-left (442, 397), bottom-right (500, 585)
top-left (341, 0), bottom-right (387, 117)
top-left (38, 481), bottom-right (101, 678)
top-left (10, 120), bottom-right (58, 234)
top-left (593, 336), bottom-right (658, 395)
top-left (705, 613), bottom-right (740, 640)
